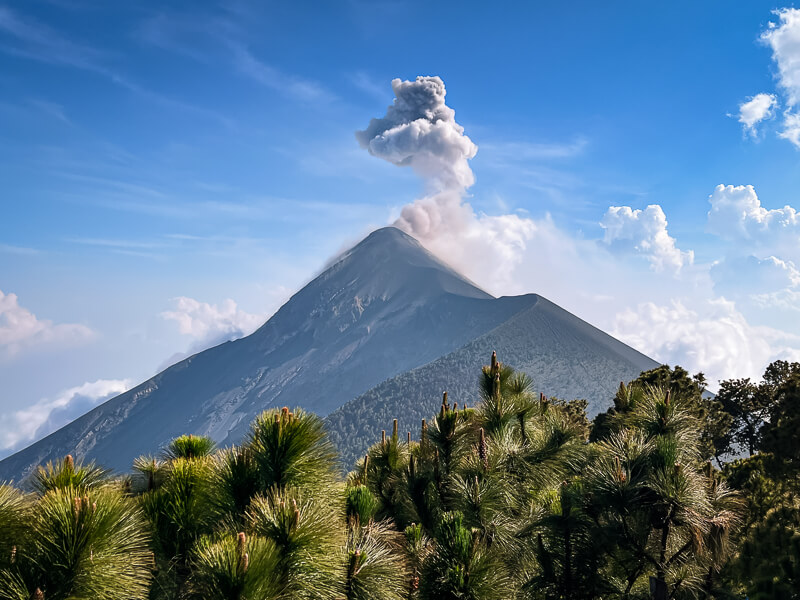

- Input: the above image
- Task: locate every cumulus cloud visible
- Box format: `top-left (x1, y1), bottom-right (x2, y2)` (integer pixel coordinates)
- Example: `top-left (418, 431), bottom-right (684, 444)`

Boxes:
top-left (737, 93), bottom-right (778, 135)
top-left (707, 184), bottom-right (799, 253)
top-left (0, 289), bottom-right (95, 359)
top-left (600, 205), bottom-right (693, 273)
top-left (705, 185), bottom-right (800, 328)
top-left (612, 298), bottom-right (800, 386)
top-left (161, 296), bottom-right (264, 343)
top-left (0, 379), bottom-right (130, 456)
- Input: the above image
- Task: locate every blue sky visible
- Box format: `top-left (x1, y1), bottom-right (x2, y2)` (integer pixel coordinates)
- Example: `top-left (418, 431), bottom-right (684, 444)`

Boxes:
top-left (2, 0), bottom-right (800, 456)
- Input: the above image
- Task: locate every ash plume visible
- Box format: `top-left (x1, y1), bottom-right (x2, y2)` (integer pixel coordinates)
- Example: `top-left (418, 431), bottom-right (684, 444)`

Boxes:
top-left (356, 76), bottom-right (534, 288)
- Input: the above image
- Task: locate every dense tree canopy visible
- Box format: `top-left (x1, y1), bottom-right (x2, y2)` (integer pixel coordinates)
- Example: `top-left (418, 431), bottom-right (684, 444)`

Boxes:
top-left (0, 355), bottom-right (798, 599)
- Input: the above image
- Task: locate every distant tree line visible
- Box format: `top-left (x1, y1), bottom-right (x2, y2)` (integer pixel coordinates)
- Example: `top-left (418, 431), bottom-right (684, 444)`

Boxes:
top-left (0, 353), bottom-right (799, 599)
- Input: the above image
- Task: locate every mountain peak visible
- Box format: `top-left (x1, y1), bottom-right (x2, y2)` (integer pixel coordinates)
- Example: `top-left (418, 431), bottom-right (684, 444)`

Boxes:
top-left (341, 226), bottom-right (426, 260)
top-left (328, 226), bottom-right (491, 301)
top-left (361, 225), bottom-right (413, 243)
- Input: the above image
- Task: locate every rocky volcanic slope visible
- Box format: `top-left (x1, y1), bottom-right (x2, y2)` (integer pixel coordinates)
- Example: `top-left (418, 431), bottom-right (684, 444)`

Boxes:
top-left (0, 228), bottom-right (533, 480)
top-left (0, 227), bottom-right (660, 482)
top-left (325, 293), bottom-right (659, 469)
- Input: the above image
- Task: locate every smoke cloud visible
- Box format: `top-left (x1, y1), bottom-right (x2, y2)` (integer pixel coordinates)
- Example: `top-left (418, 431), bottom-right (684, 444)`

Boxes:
top-left (356, 76), bottom-right (535, 290)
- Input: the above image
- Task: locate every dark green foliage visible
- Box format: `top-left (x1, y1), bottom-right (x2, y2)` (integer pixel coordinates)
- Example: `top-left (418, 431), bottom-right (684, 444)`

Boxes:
top-left (420, 511), bottom-right (513, 599)
top-left (7, 352), bottom-right (800, 599)
top-left (140, 455), bottom-right (215, 596)
top-left (715, 378), bottom-right (768, 458)
top-left (0, 485), bottom-right (29, 571)
top-left (592, 365), bottom-right (732, 464)
top-left (737, 504), bottom-right (800, 600)
top-left (187, 532), bottom-right (281, 600)
top-left (132, 455), bottom-right (168, 493)
top-left (758, 362), bottom-right (800, 472)
top-left (521, 482), bottom-right (610, 600)
top-left (0, 485), bottom-right (152, 600)
top-left (248, 407), bottom-right (338, 491)
top-left (163, 434), bottom-right (216, 461)
top-left (211, 447), bottom-right (261, 525)
top-left (346, 484), bottom-right (379, 525)
top-left (247, 487), bottom-right (342, 598)
top-left (344, 522), bottom-right (407, 600)
top-left (31, 454), bottom-right (111, 495)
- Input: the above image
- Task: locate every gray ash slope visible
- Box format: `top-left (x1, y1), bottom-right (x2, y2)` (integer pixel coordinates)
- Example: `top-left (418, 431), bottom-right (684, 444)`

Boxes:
top-left (0, 228), bottom-right (527, 480)
top-left (325, 293), bottom-right (659, 469)
top-left (0, 227), bottom-right (659, 482)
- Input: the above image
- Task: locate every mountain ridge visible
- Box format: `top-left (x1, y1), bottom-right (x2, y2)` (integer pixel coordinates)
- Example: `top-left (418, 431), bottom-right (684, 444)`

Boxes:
top-left (0, 228), bottom-right (530, 480)
top-left (325, 292), bottom-right (659, 467)
top-left (0, 226), bottom-right (660, 482)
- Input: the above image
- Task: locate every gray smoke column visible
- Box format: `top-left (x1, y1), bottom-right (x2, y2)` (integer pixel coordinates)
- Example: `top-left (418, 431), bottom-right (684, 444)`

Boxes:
top-left (357, 75), bottom-right (537, 294)
top-left (356, 76), bottom-right (478, 237)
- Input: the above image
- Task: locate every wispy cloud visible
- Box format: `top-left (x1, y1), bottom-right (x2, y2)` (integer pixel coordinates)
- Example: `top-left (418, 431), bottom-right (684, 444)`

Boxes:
top-left (28, 99), bottom-right (72, 124)
top-left (134, 9), bottom-right (333, 104)
top-left (54, 171), bottom-right (171, 200)
top-left (0, 243), bottom-right (40, 255)
top-left (349, 70), bottom-right (389, 101)
top-left (0, 5), bottom-right (234, 128)
top-left (231, 45), bottom-right (333, 102)
top-left (64, 237), bottom-right (165, 249)
top-left (0, 289), bottom-right (95, 359)
top-left (736, 9), bottom-right (800, 148)
top-left (0, 4), bottom-right (105, 69)
top-left (135, 12), bottom-right (223, 62)
top-left (480, 137), bottom-right (589, 162)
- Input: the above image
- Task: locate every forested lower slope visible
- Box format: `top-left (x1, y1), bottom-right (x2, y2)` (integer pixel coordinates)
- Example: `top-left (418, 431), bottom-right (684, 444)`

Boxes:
top-left (326, 294), bottom-right (658, 468)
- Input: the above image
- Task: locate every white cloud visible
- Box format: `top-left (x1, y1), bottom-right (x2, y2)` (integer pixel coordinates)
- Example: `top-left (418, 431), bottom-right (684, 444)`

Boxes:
top-left (600, 205), bottom-right (693, 273)
top-left (611, 298), bottom-right (800, 386)
top-left (0, 379), bottom-right (130, 455)
top-left (707, 184), bottom-right (799, 251)
top-left (737, 93), bottom-right (778, 135)
top-left (778, 110), bottom-right (800, 147)
top-left (762, 9), bottom-right (800, 107)
top-left (733, 10), bottom-right (800, 147)
top-left (161, 296), bottom-right (264, 342)
top-left (744, 9), bottom-right (800, 147)
top-left (158, 294), bottom-right (284, 371)
top-left (712, 255), bottom-right (800, 295)
top-left (710, 255), bottom-right (800, 322)
top-left (232, 45), bottom-right (330, 102)
top-left (0, 289), bottom-right (95, 359)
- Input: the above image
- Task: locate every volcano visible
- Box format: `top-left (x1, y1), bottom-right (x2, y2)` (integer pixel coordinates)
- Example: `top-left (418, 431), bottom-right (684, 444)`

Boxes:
top-left (0, 227), bottom-right (658, 481)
